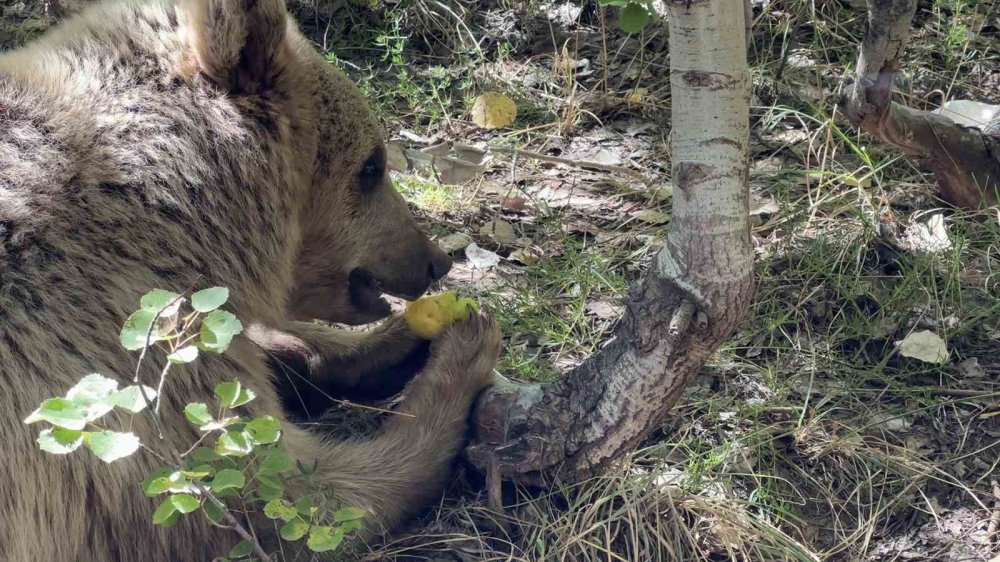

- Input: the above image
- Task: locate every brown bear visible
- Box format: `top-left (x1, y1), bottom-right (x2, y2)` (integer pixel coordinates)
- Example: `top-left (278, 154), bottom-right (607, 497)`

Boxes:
top-left (0, 0), bottom-right (501, 560)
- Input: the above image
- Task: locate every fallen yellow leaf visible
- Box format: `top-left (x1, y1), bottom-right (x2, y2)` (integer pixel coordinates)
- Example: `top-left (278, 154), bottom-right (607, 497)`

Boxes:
top-left (471, 93), bottom-right (517, 129)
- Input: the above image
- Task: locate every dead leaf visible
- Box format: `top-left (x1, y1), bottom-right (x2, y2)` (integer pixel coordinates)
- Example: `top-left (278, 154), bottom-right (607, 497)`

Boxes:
top-left (650, 185), bottom-right (673, 200)
top-left (410, 143), bottom-right (491, 185)
top-left (420, 142), bottom-right (452, 157)
top-left (562, 221), bottom-right (602, 236)
top-left (627, 88), bottom-right (648, 104)
top-left (451, 143), bottom-right (489, 165)
top-left (398, 129), bottom-right (432, 144)
top-left (902, 213), bottom-right (952, 254)
top-left (471, 93), bottom-right (517, 129)
top-left (465, 242), bottom-right (501, 269)
top-left (632, 210), bottom-right (670, 224)
top-left (955, 358), bottom-right (986, 379)
top-left (434, 156), bottom-right (488, 185)
top-left (509, 247), bottom-right (542, 265)
top-left (933, 99), bottom-right (1000, 130)
top-left (386, 141), bottom-right (409, 172)
top-left (872, 413), bottom-right (912, 432)
top-left (502, 196), bottom-right (528, 212)
top-left (437, 232), bottom-right (473, 254)
top-left (749, 197), bottom-right (780, 217)
top-left (585, 300), bottom-right (623, 319)
top-left (480, 220), bottom-right (517, 246)
top-left (895, 330), bottom-right (950, 365)
top-left (590, 148), bottom-right (622, 166)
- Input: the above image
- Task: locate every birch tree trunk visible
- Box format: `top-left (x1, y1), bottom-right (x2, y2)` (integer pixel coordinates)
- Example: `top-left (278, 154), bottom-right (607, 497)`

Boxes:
top-left (467, 0), bottom-right (754, 485)
top-left (842, 0), bottom-right (999, 209)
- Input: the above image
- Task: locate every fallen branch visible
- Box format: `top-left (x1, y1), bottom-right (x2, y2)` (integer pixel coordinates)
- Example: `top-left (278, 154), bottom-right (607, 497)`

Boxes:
top-left (842, 0), bottom-right (999, 209)
top-left (489, 145), bottom-right (655, 186)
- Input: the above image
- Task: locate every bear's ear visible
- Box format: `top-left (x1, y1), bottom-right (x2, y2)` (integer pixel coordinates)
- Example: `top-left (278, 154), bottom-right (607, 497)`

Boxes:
top-left (181, 0), bottom-right (289, 93)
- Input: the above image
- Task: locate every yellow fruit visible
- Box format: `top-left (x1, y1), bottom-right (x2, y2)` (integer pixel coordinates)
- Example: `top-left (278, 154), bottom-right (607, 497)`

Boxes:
top-left (404, 292), bottom-right (480, 339)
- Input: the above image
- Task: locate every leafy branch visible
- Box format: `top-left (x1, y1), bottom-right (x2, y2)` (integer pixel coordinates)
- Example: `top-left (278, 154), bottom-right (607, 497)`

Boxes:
top-left (24, 287), bottom-right (365, 561)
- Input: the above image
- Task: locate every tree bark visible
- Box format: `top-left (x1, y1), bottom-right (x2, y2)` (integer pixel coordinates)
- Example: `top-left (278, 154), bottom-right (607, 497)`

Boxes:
top-left (842, 0), bottom-right (1000, 209)
top-left (467, 0), bottom-right (754, 485)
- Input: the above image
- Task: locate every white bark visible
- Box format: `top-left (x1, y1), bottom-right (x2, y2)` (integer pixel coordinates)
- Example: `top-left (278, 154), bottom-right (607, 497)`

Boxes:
top-left (468, 0), bottom-right (753, 484)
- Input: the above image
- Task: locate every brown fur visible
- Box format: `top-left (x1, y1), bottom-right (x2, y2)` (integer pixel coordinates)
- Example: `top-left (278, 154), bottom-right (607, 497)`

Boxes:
top-left (252, 316), bottom-right (433, 416)
top-left (0, 1), bottom-right (500, 560)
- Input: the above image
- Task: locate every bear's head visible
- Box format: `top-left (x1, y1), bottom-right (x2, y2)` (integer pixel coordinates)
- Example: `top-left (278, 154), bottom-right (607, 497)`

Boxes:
top-left (182, 0), bottom-right (452, 325)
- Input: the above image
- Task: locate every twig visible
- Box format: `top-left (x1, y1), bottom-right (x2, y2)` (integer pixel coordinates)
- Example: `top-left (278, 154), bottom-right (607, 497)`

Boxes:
top-left (133, 290), bottom-right (192, 439)
top-left (489, 145), bottom-right (655, 186)
top-left (200, 483), bottom-right (273, 561)
top-left (988, 480), bottom-right (1000, 542)
top-left (154, 360), bottom-right (172, 418)
top-left (127, 279), bottom-right (271, 561)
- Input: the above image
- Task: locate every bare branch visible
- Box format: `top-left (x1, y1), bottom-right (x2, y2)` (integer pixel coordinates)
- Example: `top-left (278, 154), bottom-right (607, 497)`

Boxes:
top-left (843, 0), bottom-right (999, 208)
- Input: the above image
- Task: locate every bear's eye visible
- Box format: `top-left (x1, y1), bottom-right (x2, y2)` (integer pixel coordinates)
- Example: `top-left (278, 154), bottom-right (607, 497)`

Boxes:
top-left (357, 149), bottom-right (386, 193)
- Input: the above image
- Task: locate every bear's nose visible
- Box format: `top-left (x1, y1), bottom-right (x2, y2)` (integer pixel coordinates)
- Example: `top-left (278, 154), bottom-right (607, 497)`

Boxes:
top-left (427, 245), bottom-right (452, 281)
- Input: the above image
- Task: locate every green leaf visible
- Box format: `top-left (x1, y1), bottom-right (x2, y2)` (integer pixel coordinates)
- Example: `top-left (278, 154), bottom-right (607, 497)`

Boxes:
top-left (258, 449), bottom-right (293, 475)
top-left (307, 525), bottom-right (345, 553)
top-left (264, 499), bottom-right (299, 522)
top-left (152, 498), bottom-right (178, 525)
top-left (210, 468), bottom-right (246, 493)
top-left (280, 519), bottom-right (310, 541)
top-left (255, 473), bottom-right (285, 502)
top-left (182, 464), bottom-right (214, 479)
top-left (168, 345), bottom-right (200, 364)
top-left (618, 2), bottom-right (649, 33)
top-left (200, 310), bottom-right (244, 353)
top-left (184, 403), bottom-right (213, 426)
top-left (334, 507), bottom-right (367, 523)
top-left (120, 309), bottom-right (163, 350)
top-left (198, 416), bottom-right (239, 432)
top-left (202, 500), bottom-right (225, 525)
top-left (228, 540), bottom-right (252, 559)
top-left (24, 397), bottom-right (87, 430)
top-left (144, 477), bottom-right (173, 496)
top-left (294, 498), bottom-right (314, 518)
top-left (340, 519), bottom-right (363, 533)
top-left (192, 447), bottom-right (222, 463)
top-left (191, 287), bottom-right (230, 313)
top-left (245, 416), bottom-right (281, 444)
top-left (66, 373), bottom-right (118, 405)
top-left (216, 430), bottom-right (253, 457)
top-left (140, 289), bottom-right (182, 316)
top-left (145, 471), bottom-right (197, 495)
top-left (37, 428), bottom-right (84, 454)
top-left (108, 385), bottom-right (157, 413)
top-left (171, 493), bottom-right (200, 514)
top-left (84, 431), bottom-right (141, 463)
top-left (214, 380), bottom-right (255, 409)
top-left (214, 381), bottom-right (239, 407)
top-left (141, 467), bottom-right (174, 496)
top-left (213, 487), bottom-right (239, 500)
top-left (159, 510), bottom-right (182, 528)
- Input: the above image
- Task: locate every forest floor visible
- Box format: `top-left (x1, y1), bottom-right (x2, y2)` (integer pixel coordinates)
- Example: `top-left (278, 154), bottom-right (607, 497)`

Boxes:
top-left (6, 0), bottom-right (1000, 560)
